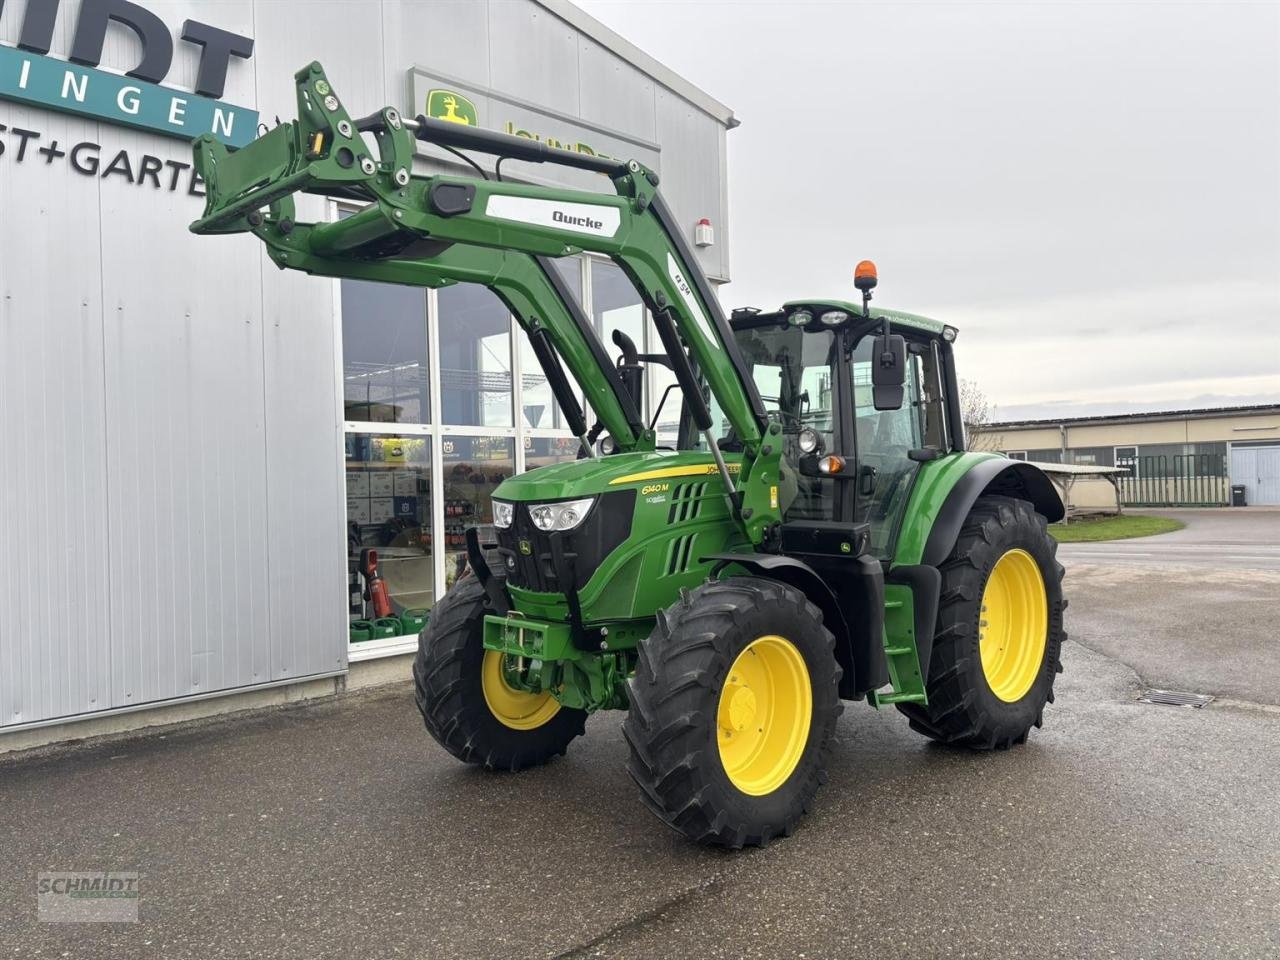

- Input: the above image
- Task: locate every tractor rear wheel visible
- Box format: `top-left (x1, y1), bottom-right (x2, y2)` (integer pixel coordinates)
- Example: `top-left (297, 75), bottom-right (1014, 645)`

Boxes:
top-left (413, 575), bottom-right (586, 770)
top-left (624, 577), bottom-right (842, 848)
top-left (898, 495), bottom-right (1065, 749)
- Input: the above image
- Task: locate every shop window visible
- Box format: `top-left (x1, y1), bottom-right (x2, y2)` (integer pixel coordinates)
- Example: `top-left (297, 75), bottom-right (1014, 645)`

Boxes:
top-left (442, 435), bottom-right (515, 588)
top-left (550, 256), bottom-right (584, 305)
top-left (592, 259), bottom-right (645, 367)
top-left (525, 435), bottom-right (582, 470)
top-left (438, 284), bottom-right (514, 427)
top-left (346, 433), bottom-right (433, 644)
top-left (341, 279), bottom-right (429, 424)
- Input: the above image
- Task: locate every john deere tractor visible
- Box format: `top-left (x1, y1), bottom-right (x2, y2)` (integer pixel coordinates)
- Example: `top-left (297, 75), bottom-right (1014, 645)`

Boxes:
top-left (191, 64), bottom-right (1067, 848)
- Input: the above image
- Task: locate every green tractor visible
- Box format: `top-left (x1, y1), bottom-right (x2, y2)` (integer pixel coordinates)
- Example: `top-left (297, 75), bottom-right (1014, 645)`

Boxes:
top-left (191, 64), bottom-right (1067, 848)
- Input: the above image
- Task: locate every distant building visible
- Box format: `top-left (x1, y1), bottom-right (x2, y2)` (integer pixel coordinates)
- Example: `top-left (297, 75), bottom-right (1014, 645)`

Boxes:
top-left (979, 405), bottom-right (1280, 506)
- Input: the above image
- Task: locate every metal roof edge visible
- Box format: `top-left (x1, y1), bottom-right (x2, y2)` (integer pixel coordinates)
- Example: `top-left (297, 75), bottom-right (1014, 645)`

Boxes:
top-left (989, 403), bottom-right (1280, 430)
top-left (534, 0), bottom-right (739, 129)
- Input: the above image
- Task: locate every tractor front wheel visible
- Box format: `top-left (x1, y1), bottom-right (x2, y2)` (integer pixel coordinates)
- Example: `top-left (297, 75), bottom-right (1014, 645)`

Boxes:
top-left (413, 575), bottom-right (586, 770)
top-left (624, 577), bottom-right (842, 848)
top-left (898, 495), bottom-right (1065, 749)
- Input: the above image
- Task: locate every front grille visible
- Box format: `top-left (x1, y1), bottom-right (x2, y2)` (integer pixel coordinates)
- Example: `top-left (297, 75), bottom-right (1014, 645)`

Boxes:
top-left (495, 489), bottom-right (636, 593)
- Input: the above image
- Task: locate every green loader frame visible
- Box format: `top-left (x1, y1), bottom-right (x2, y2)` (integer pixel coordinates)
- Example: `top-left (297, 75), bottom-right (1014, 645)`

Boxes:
top-left (191, 63), bottom-right (1068, 848)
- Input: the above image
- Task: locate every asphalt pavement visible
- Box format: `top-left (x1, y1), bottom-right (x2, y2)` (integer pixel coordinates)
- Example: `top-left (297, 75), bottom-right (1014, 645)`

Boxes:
top-left (2, 510), bottom-right (1278, 959)
top-left (1058, 508), bottom-right (1280, 570)
top-left (1059, 509), bottom-right (1280, 705)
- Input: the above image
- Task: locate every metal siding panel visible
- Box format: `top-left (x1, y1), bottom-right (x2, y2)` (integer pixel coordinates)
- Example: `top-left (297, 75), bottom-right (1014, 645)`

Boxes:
top-left (654, 88), bottom-right (728, 282)
top-left (260, 262), bottom-right (347, 681)
top-left (1259, 447), bottom-right (1280, 505)
top-left (1235, 445), bottom-right (1280, 505)
top-left (250, 0), bottom-right (384, 124)
top-left (0, 107), bottom-right (113, 727)
top-left (384, 0), bottom-right (492, 109)
top-left (576, 36), bottom-right (656, 142)
top-left (488, 0), bottom-right (580, 113)
top-left (99, 125), bottom-right (270, 708)
top-left (1231, 448), bottom-right (1257, 504)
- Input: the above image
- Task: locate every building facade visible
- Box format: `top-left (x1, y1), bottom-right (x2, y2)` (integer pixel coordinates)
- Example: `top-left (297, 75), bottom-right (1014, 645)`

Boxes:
top-left (982, 405), bottom-right (1280, 507)
top-left (0, 0), bottom-right (735, 735)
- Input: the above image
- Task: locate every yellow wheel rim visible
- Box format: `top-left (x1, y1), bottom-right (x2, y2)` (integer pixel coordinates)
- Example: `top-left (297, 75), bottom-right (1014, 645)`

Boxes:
top-left (481, 650), bottom-right (561, 730)
top-left (716, 636), bottom-right (813, 796)
top-left (979, 548), bottom-right (1049, 703)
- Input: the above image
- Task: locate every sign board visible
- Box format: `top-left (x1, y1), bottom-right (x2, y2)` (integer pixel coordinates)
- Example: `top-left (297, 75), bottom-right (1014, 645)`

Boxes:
top-left (0, 0), bottom-right (257, 147)
top-left (407, 66), bottom-right (659, 189)
top-left (0, 43), bottom-right (256, 147)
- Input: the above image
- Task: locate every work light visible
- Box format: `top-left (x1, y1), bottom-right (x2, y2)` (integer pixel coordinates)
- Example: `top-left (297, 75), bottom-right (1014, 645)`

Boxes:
top-left (528, 497), bottom-right (596, 532)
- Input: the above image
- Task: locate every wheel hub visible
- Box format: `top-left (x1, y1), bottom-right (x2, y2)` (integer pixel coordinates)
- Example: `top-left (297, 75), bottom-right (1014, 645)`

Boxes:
top-left (481, 650), bottom-right (561, 730)
top-left (718, 677), bottom-right (758, 734)
top-left (979, 548), bottom-right (1049, 702)
top-left (716, 636), bottom-right (813, 796)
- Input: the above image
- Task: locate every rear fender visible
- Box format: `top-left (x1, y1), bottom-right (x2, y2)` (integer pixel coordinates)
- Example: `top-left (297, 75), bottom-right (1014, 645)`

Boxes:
top-left (896, 454), bottom-right (1064, 568)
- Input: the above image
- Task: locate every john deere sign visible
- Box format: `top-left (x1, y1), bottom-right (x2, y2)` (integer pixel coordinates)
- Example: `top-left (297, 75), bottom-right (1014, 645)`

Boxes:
top-left (425, 89), bottom-right (478, 127)
top-left (0, 0), bottom-right (258, 147)
top-left (409, 66), bottom-right (659, 186)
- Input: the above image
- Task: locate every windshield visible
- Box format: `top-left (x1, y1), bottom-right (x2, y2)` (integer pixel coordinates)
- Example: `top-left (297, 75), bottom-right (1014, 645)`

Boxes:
top-left (684, 323), bottom-right (839, 521)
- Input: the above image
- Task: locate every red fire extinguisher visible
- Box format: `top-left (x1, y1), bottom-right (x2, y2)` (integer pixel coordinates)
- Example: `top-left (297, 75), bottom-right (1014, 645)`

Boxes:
top-left (360, 548), bottom-right (393, 619)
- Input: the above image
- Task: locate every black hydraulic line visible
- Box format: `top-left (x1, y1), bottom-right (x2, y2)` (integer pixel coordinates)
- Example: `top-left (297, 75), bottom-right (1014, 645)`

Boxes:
top-left (535, 256), bottom-right (645, 435)
top-left (411, 115), bottom-right (628, 177)
top-left (645, 191), bottom-right (769, 431)
top-left (651, 306), bottom-right (712, 433)
top-left (527, 327), bottom-right (589, 439)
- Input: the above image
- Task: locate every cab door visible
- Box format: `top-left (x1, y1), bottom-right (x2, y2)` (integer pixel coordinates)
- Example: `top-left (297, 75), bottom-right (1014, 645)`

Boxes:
top-left (849, 336), bottom-right (935, 558)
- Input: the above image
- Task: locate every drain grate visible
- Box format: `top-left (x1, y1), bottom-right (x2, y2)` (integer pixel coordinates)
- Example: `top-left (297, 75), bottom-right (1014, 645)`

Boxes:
top-left (1138, 689), bottom-right (1215, 708)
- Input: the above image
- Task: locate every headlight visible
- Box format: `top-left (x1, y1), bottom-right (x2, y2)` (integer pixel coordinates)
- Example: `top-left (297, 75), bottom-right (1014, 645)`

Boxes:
top-left (819, 310), bottom-right (848, 326)
top-left (528, 497), bottom-right (595, 532)
top-left (797, 428), bottom-right (823, 455)
top-left (492, 500), bottom-right (514, 529)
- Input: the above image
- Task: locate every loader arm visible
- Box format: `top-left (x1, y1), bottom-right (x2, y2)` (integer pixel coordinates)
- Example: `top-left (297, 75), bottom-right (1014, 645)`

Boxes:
top-left (246, 207), bottom-right (646, 453)
top-left (190, 62), bottom-right (781, 544)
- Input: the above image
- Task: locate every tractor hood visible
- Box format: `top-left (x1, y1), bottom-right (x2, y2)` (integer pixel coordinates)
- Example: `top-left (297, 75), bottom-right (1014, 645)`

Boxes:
top-left (493, 449), bottom-right (740, 503)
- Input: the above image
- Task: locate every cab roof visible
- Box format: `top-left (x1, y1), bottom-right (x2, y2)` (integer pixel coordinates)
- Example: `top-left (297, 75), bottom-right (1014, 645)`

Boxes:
top-left (782, 301), bottom-right (949, 337)
top-left (730, 301), bottom-right (950, 338)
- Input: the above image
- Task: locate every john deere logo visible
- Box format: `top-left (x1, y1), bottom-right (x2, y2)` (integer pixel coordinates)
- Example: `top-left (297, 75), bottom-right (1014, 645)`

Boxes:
top-left (518, 540), bottom-right (532, 556)
top-left (426, 89), bottom-right (477, 126)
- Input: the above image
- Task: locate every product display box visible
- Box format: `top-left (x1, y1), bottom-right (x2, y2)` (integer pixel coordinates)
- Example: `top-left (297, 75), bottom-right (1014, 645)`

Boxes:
top-left (393, 470), bottom-right (420, 496)
top-left (346, 470), bottom-right (370, 498)
top-left (347, 498), bottom-right (372, 524)
top-left (369, 472), bottom-right (395, 498)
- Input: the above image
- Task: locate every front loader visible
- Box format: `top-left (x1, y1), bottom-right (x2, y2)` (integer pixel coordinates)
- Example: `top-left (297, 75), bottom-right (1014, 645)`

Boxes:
top-left (191, 63), bottom-right (1068, 848)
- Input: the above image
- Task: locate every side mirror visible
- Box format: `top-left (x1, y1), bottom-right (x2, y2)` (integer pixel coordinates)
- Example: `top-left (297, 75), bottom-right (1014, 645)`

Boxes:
top-left (871, 333), bottom-right (907, 410)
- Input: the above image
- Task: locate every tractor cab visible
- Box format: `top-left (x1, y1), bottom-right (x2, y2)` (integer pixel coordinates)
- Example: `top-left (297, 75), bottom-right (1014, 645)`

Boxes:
top-left (714, 287), bottom-right (962, 561)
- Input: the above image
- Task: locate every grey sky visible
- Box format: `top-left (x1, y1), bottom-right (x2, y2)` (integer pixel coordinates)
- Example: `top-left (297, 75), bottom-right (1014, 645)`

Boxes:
top-left (575, 0), bottom-right (1280, 421)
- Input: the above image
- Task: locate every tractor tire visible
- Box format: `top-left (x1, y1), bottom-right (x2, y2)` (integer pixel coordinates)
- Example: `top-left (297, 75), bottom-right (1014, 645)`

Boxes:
top-left (898, 495), bottom-right (1065, 750)
top-left (624, 577), bottom-right (842, 848)
top-left (413, 575), bottom-right (586, 771)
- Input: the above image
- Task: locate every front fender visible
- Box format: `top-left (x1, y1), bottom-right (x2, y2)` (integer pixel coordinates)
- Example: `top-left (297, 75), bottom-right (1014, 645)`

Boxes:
top-left (894, 453), bottom-right (1065, 568)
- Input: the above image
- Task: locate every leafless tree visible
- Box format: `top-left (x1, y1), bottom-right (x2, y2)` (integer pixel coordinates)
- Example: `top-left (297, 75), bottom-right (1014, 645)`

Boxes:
top-left (960, 378), bottom-right (1002, 451)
